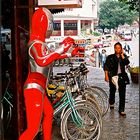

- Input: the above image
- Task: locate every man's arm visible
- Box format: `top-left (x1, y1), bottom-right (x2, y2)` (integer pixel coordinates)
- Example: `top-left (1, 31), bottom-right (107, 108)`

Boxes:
top-left (121, 52), bottom-right (130, 65)
top-left (103, 56), bottom-right (110, 82)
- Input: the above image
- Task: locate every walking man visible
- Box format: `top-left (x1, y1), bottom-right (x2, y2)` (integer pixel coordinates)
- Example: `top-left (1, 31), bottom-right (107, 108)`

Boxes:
top-left (104, 42), bottom-right (130, 116)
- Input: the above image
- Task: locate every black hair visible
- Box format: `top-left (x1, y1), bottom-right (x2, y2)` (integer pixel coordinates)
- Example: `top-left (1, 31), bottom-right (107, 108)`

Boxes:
top-left (114, 42), bottom-right (122, 49)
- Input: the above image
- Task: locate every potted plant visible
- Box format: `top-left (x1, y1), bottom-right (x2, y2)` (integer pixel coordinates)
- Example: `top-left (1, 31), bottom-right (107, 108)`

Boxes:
top-left (128, 66), bottom-right (139, 84)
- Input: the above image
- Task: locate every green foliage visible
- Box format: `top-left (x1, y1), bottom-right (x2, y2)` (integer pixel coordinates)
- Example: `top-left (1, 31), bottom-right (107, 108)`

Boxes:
top-left (91, 31), bottom-right (101, 36)
top-left (128, 67), bottom-right (139, 73)
top-left (99, 0), bottom-right (139, 30)
top-left (118, 0), bottom-right (139, 11)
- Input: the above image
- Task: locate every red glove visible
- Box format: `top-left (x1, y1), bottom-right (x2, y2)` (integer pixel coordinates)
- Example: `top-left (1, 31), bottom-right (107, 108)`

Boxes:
top-left (58, 45), bottom-right (85, 59)
top-left (61, 37), bottom-right (75, 45)
top-left (71, 46), bottom-right (85, 56)
top-left (60, 37), bottom-right (75, 53)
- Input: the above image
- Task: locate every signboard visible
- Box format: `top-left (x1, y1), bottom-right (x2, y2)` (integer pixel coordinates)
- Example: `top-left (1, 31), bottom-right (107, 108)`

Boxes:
top-left (75, 39), bottom-right (86, 44)
top-left (37, 0), bottom-right (82, 8)
top-left (75, 39), bottom-right (91, 45)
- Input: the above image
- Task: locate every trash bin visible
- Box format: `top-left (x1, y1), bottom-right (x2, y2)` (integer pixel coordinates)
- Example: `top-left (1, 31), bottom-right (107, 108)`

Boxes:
top-left (130, 72), bottom-right (139, 84)
top-left (128, 66), bottom-right (139, 84)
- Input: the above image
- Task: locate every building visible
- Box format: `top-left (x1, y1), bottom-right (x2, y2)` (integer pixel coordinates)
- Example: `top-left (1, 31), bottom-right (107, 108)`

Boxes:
top-left (49, 0), bottom-right (98, 41)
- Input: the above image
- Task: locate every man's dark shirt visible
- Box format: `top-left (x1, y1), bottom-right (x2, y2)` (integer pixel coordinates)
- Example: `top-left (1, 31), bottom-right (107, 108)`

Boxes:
top-left (104, 53), bottom-right (130, 79)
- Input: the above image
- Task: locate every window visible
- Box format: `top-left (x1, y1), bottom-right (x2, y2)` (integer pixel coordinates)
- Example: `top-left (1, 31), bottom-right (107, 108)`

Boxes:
top-left (64, 23), bottom-right (77, 30)
top-left (53, 23), bottom-right (61, 30)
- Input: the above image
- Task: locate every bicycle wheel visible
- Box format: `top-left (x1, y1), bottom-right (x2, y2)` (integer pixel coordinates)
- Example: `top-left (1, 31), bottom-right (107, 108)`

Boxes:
top-left (82, 94), bottom-right (103, 128)
top-left (84, 88), bottom-right (105, 117)
top-left (1, 100), bottom-right (12, 130)
top-left (74, 95), bottom-right (102, 128)
top-left (61, 104), bottom-right (101, 140)
top-left (89, 86), bottom-right (109, 116)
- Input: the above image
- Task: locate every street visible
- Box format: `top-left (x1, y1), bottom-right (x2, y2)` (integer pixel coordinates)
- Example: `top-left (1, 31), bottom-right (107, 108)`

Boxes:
top-left (52, 65), bottom-right (139, 140)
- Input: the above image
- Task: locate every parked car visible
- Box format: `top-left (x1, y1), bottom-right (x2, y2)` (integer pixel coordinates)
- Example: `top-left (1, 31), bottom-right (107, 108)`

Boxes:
top-left (103, 41), bottom-right (112, 47)
top-left (123, 33), bottom-right (132, 41)
top-left (93, 41), bottom-right (103, 48)
top-left (118, 33), bottom-right (125, 40)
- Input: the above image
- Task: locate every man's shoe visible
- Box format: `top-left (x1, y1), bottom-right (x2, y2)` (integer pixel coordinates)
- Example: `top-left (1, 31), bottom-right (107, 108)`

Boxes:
top-left (110, 104), bottom-right (114, 109)
top-left (119, 112), bottom-right (126, 117)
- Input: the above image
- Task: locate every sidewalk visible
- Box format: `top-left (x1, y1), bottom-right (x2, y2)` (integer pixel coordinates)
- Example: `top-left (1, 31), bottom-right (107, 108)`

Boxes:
top-left (52, 66), bottom-right (139, 140)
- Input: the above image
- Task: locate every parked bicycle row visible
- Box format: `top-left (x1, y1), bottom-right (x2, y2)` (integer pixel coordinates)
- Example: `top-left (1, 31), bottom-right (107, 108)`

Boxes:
top-left (46, 63), bottom-right (109, 140)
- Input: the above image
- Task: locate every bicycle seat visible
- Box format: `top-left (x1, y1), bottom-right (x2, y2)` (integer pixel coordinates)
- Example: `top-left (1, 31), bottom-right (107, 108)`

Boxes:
top-left (53, 75), bottom-right (65, 82)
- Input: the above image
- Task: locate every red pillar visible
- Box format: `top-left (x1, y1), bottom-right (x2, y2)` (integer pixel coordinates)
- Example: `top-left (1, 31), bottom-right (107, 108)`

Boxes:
top-left (11, 0), bottom-right (34, 139)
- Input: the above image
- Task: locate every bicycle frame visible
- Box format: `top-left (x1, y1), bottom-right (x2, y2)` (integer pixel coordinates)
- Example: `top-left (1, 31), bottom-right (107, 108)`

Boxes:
top-left (53, 85), bottom-right (83, 127)
top-left (52, 65), bottom-right (92, 127)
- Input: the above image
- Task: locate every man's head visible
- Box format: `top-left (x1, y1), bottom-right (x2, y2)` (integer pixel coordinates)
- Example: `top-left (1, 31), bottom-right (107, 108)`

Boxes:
top-left (114, 42), bottom-right (122, 55)
top-left (102, 49), bottom-right (106, 53)
top-left (124, 42), bottom-right (127, 45)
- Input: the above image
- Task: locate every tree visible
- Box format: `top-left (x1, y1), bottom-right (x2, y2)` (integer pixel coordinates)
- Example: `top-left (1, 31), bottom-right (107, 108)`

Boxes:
top-left (118, 0), bottom-right (139, 11)
top-left (98, 0), bottom-right (138, 30)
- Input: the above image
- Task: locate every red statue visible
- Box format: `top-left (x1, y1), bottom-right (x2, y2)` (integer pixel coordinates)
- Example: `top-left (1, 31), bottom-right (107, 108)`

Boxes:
top-left (19, 7), bottom-right (82, 140)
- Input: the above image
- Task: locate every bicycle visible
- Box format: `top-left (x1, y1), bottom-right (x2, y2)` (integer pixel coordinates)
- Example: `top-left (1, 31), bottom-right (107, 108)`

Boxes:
top-left (47, 72), bottom-right (102, 140)
top-left (68, 63), bottom-right (109, 117)
top-left (51, 66), bottom-right (103, 125)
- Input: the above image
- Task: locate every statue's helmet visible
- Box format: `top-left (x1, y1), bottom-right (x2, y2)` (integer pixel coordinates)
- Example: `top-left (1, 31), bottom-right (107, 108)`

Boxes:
top-left (30, 8), bottom-right (54, 41)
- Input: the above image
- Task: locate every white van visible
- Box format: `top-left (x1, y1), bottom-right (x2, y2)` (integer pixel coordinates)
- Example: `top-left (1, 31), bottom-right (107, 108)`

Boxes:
top-left (124, 31), bottom-right (132, 41)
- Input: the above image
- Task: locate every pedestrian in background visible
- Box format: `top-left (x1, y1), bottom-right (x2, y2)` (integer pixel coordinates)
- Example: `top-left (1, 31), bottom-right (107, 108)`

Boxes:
top-left (95, 48), bottom-right (101, 68)
top-left (123, 42), bottom-right (132, 57)
top-left (89, 50), bottom-right (96, 67)
top-left (104, 42), bottom-right (130, 116)
top-left (100, 49), bottom-right (107, 69)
